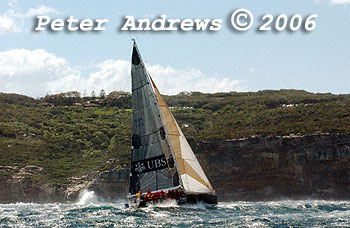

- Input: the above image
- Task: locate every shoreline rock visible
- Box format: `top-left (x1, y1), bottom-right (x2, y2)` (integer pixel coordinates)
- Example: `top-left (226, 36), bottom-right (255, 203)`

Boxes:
top-left (1, 133), bottom-right (350, 203)
top-left (195, 133), bottom-right (350, 201)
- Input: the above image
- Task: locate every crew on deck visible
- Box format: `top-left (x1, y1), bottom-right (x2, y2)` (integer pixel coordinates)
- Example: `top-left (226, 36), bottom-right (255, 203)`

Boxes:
top-left (136, 189), bottom-right (142, 198)
top-left (137, 188), bottom-right (185, 204)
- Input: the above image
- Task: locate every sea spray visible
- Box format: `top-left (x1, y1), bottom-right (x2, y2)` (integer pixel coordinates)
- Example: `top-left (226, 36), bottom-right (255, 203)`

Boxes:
top-left (1, 200), bottom-right (350, 227)
top-left (76, 189), bottom-right (99, 205)
top-left (151, 199), bottom-right (178, 208)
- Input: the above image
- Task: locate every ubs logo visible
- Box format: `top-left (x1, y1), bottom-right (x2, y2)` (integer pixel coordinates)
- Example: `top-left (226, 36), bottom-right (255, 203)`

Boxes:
top-left (131, 154), bottom-right (168, 175)
top-left (146, 157), bottom-right (167, 169)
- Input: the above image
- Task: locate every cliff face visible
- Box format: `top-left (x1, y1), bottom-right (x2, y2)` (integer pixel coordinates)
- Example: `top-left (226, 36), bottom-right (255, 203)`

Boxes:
top-left (0, 166), bottom-right (129, 203)
top-left (195, 133), bottom-right (350, 201)
top-left (1, 133), bottom-right (350, 203)
top-left (0, 166), bottom-right (66, 203)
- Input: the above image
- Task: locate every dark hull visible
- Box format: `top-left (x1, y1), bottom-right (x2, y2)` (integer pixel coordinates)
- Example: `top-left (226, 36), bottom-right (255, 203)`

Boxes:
top-left (181, 193), bottom-right (218, 205)
top-left (135, 194), bottom-right (218, 208)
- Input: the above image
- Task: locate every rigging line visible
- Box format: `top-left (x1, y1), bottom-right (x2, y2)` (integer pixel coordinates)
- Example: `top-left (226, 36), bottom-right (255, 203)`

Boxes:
top-left (138, 129), bottom-right (161, 138)
top-left (131, 75), bottom-right (149, 86)
top-left (132, 82), bottom-right (150, 92)
top-left (132, 103), bottom-right (159, 113)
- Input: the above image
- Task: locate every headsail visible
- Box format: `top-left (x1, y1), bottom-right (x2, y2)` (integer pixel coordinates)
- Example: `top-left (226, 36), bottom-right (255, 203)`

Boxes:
top-left (150, 79), bottom-right (214, 194)
top-left (129, 41), bottom-right (181, 195)
top-left (129, 40), bottom-right (214, 196)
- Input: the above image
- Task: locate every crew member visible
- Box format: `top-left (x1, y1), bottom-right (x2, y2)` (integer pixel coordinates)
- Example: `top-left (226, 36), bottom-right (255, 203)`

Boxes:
top-left (174, 189), bottom-right (180, 200)
top-left (136, 189), bottom-right (142, 198)
top-left (160, 190), bottom-right (166, 200)
top-left (179, 188), bottom-right (185, 197)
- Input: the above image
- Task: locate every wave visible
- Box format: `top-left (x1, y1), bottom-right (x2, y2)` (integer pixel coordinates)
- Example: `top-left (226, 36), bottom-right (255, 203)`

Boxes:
top-left (76, 189), bottom-right (99, 205)
top-left (1, 200), bottom-right (350, 227)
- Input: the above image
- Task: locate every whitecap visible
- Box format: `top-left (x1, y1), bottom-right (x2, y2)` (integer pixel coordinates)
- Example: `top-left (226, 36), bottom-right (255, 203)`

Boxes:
top-left (76, 189), bottom-right (99, 205)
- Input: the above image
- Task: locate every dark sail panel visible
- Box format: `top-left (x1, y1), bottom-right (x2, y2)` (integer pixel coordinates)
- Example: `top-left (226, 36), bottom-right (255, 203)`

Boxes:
top-left (132, 46), bottom-right (141, 65)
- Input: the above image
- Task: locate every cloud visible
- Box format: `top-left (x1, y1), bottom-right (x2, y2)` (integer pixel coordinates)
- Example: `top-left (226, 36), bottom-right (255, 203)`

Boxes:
top-left (8, 0), bottom-right (18, 8)
top-left (0, 14), bottom-right (20, 34)
top-left (0, 48), bottom-right (245, 97)
top-left (330, 0), bottom-right (350, 5)
top-left (0, 48), bottom-right (79, 97)
top-left (15, 5), bottom-right (59, 18)
top-left (86, 60), bottom-right (131, 93)
top-left (147, 64), bottom-right (244, 94)
top-left (0, 4), bottom-right (59, 35)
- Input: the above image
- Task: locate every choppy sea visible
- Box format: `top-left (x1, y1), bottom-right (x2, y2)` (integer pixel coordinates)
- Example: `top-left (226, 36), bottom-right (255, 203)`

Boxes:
top-left (1, 190), bottom-right (350, 227)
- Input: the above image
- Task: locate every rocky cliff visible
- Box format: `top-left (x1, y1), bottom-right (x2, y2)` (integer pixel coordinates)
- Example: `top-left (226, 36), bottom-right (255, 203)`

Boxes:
top-left (195, 133), bottom-right (350, 201)
top-left (1, 133), bottom-right (350, 203)
top-left (0, 166), bottom-right (129, 203)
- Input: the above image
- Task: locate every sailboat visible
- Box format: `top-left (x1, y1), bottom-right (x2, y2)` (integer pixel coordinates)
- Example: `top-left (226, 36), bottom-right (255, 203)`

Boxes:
top-left (127, 40), bottom-right (217, 207)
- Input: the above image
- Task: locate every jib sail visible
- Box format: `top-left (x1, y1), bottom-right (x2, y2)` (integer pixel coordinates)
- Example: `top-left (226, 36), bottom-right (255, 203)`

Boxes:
top-left (150, 78), bottom-right (214, 194)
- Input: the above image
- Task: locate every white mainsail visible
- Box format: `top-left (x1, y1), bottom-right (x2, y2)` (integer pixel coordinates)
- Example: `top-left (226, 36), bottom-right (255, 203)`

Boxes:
top-left (129, 41), bottom-right (214, 196)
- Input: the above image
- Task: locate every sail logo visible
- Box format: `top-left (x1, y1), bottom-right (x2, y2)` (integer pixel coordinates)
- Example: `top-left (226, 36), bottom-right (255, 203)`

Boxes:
top-left (134, 162), bottom-right (146, 173)
top-left (131, 154), bottom-right (168, 175)
top-left (146, 157), bottom-right (167, 169)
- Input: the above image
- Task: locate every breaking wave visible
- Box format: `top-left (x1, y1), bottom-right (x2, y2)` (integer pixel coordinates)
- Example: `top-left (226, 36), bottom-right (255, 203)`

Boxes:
top-left (1, 200), bottom-right (350, 227)
top-left (76, 189), bottom-right (99, 205)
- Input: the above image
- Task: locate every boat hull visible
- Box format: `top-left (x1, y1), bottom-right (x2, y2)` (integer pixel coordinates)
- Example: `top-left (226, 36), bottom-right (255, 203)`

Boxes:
top-left (128, 193), bottom-right (217, 208)
top-left (182, 193), bottom-right (217, 205)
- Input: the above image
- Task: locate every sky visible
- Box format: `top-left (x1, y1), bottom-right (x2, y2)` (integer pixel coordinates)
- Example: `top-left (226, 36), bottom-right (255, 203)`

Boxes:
top-left (0, 0), bottom-right (349, 98)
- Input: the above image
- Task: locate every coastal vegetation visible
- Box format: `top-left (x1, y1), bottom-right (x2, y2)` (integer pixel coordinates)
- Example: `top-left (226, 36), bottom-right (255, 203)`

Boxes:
top-left (1, 90), bottom-right (350, 183)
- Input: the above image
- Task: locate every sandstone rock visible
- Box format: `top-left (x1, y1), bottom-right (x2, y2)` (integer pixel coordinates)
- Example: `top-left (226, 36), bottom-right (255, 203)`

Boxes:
top-left (195, 133), bottom-right (350, 201)
top-left (1, 133), bottom-right (350, 203)
top-left (13, 165), bottom-right (43, 181)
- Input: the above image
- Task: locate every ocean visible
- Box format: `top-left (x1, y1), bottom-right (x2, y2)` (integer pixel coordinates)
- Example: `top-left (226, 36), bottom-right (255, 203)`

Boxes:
top-left (1, 190), bottom-right (350, 227)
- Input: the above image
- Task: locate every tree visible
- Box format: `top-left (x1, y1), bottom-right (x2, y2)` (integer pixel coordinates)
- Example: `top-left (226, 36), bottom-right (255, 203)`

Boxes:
top-left (91, 90), bottom-right (96, 98)
top-left (99, 89), bottom-right (106, 99)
